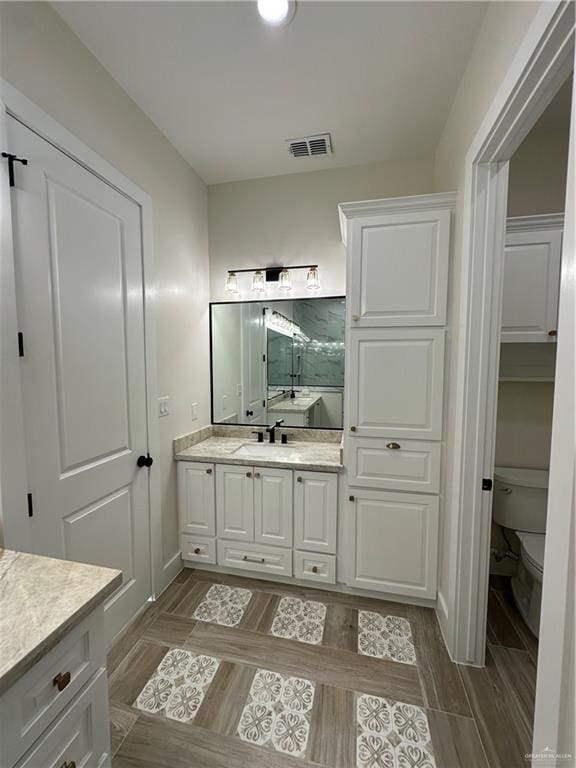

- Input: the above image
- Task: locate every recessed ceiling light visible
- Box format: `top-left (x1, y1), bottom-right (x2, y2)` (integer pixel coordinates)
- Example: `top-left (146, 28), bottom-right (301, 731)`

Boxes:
top-left (257, 0), bottom-right (295, 27)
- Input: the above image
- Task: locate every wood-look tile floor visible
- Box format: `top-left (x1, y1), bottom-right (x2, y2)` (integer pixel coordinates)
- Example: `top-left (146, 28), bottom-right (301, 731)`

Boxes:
top-left (108, 569), bottom-right (537, 768)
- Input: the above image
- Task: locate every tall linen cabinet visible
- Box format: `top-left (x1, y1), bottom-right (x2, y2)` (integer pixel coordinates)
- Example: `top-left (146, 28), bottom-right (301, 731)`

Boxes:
top-left (339, 193), bottom-right (455, 600)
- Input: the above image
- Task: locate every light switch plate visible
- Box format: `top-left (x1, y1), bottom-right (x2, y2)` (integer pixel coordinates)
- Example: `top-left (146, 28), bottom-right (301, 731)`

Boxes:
top-left (158, 396), bottom-right (170, 417)
top-left (191, 402), bottom-right (199, 421)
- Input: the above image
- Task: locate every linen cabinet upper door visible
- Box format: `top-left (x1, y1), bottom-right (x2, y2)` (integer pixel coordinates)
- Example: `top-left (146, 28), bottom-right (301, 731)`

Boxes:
top-left (348, 210), bottom-right (450, 327)
top-left (349, 329), bottom-right (445, 439)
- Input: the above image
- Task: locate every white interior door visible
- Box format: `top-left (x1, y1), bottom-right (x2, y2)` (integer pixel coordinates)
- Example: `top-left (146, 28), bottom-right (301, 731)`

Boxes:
top-left (241, 303), bottom-right (266, 423)
top-left (7, 116), bottom-right (152, 642)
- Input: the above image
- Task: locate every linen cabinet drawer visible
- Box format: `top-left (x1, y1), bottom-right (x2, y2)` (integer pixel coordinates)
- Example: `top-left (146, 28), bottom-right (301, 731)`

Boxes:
top-left (15, 669), bottom-right (110, 768)
top-left (217, 540), bottom-right (292, 577)
top-left (294, 552), bottom-right (336, 584)
top-left (0, 611), bottom-right (103, 768)
top-left (348, 437), bottom-right (441, 493)
top-left (180, 535), bottom-right (216, 565)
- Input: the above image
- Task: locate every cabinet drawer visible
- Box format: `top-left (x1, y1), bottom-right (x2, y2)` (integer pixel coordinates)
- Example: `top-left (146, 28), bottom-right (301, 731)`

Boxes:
top-left (15, 669), bottom-right (110, 768)
top-left (0, 610), bottom-right (103, 768)
top-left (348, 437), bottom-right (441, 493)
top-left (180, 535), bottom-right (216, 565)
top-left (217, 540), bottom-right (292, 577)
top-left (294, 552), bottom-right (336, 585)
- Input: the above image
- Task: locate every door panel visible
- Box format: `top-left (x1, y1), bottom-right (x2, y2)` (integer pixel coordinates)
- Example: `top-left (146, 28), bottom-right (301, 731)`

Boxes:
top-left (254, 467), bottom-right (292, 547)
top-left (502, 228), bottom-right (562, 342)
top-left (178, 462), bottom-right (216, 537)
top-left (348, 328), bottom-right (445, 439)
top-left (7, 116), bottom-right (151, 641)
top-left (351, 489), bottom-right (438, 598)
top-left (349, 210), bottom-right (450, 326)
top-left (216, 464), bottom-right (254, 541)
top-left (294, 471), bottom-right (338, 554)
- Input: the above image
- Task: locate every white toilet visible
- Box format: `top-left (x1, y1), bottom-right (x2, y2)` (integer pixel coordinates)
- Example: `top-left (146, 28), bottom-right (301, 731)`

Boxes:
top-left (492, 466), bottom-right (548, 637)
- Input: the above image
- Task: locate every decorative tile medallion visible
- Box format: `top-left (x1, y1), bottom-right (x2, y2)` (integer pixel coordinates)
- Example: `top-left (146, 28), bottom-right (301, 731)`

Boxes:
top-left (270, 596), bottom-right (327, 645)
top-left (134, 647), bottom-right (220, 723)
top-left (193, 583), bottom-right (252, 626)
top-left (356, 693), bottom-right (436, 768)
top-left (357, 611), bottom-right (416, 665)
top-left (237, 668), bottom-right (315, 758)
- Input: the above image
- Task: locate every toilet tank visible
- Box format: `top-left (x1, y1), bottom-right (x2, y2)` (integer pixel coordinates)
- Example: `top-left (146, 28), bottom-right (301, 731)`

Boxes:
top-left (492, 467), bottom-right (548, 533)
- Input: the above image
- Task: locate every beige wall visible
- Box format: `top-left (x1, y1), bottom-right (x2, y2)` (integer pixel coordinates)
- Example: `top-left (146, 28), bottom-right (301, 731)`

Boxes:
top-left (495, 382), bottom-right (554, 469)
top-left (208, 159), bottom-right (435, 301)
top-left (432, 1), bottom-right (542, 640)
top-left (0, 2), bottom-right (210, 587)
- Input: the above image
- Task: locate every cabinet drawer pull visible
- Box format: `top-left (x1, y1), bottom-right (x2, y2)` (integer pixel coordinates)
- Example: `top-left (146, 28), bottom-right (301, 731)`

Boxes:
top-left (254, 472), bottom-right (261, 479)
top-left (386, 442), bottom-right (401, 450)
top-left (311, 565), bottom-right (319, 574)
top-left (53, 671), bottom-right (71, 692)
top-left (206, 468), bottom-right (213, 474)
top-left (242, 555), bottom-right (265, 563)
top-left (246, 471), bottom-right (252, 478)
top-left (61, 762), bottom-right (76, 768)
top-left (193, 547), bottom-right (202, 554)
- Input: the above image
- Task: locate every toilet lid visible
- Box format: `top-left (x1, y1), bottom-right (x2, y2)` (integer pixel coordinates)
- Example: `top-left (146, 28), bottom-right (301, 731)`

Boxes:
top-left (519, 533), bottom-right (545, 572)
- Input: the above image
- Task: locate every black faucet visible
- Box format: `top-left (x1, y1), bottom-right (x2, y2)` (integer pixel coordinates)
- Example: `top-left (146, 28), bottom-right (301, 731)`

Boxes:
top-left (266, 419), bottom-right (284, 443)
top-left (251, 430), bottom-right (264, 443)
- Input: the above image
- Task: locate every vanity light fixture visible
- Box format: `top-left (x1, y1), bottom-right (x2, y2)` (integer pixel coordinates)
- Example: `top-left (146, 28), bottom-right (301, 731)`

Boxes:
top-left (306, 265), bottom-right (321, 291)
top-left (224, 264), bottom-right (320, 295)
top-left (252, 270), bottom-right (266, 293)
top-left (266, 309), bottom-right (310, 342)
top-left (225, 271), bottom-right (239, 295)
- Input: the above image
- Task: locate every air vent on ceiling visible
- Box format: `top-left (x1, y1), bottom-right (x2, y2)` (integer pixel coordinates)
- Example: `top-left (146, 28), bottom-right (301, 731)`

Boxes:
top-left (286, 133), bottom-right (333, 158)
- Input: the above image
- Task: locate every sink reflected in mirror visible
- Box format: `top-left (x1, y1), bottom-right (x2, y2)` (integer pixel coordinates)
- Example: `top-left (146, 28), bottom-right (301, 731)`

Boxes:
top-left (233, 443), bottom-right (300, 459)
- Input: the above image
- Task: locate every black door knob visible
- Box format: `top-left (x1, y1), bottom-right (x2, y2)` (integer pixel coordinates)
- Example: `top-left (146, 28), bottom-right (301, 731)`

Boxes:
top-left (137, 454), bottom-right (153, 468)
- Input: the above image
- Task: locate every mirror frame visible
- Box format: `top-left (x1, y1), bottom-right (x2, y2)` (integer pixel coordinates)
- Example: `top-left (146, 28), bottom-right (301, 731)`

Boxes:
top-left (209, 295), bottom-right (346, 429)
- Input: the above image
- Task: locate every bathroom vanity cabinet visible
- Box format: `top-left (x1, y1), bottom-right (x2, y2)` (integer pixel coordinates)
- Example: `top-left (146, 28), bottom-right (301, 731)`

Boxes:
top-left (178, 461), bottom-right (338, 585)
top-left (339, 192), bottom-right (455, 600)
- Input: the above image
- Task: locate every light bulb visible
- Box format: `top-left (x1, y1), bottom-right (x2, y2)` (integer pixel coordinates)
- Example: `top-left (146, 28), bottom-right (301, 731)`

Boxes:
top-left (257, 0), bottom-right (291, 26)
top-left (252, 270), bottom-right (265, 293)
top-left (225, 271), bottom-right (239, 294)
top-left (278, 268), bottom-right (292, 291)
top-left (306, 266), bottom-right (320, 291)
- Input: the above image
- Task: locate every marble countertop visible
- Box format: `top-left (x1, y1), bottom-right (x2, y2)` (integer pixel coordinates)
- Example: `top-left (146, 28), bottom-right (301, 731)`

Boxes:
top-left (175, 436), bottom-right (343, 472)
top-left (0, 549), bottom-right (122, 693)
top-left (268, 395), bottom-right (322, 414)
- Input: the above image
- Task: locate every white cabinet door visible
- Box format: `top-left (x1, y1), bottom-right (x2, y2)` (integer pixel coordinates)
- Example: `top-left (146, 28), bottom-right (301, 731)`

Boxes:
top-left (254, 467), bottom-right (293, 547)
top-left (350, 489), bottom-right (439, 598)
top-left (178, 462), bottom-right (215, 537)
top-left (502, 228), bottom-right (562, 342)
top-left (348, 328), bottom-right (445, 440)
top-left (216, 464), bottom-right (254, 541)
top-left (294, 471), bottom-right (338, 554)
top-left (348, 209), bottom-right (450, 327)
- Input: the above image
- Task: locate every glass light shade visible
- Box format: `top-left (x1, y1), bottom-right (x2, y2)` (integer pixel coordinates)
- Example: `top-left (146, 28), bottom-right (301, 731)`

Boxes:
top-left (306, 266), bottom-right (320, 291)
top-left (252, 270), bottom-right (266, 293)
top-left (225, 271), bottom-right (239, 294)
top-left (257, 0), bottom-right (290, 25)
top-left (278, 268), bottom-right (292, 291)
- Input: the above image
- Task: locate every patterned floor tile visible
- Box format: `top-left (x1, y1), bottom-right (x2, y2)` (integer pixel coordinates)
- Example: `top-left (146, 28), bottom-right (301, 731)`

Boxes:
top-left (237, 668), bottom-right (316, 757)
top-left (193, 583), bottom-right (252, 626)
top-left (270, 596), bottom-right (327, 645)
top-left (134, 647), bottom-right (220, 723)
top-left (358, 611), bottom-right (416, 664)
top-left (356, 692), bottom-right (436, 768)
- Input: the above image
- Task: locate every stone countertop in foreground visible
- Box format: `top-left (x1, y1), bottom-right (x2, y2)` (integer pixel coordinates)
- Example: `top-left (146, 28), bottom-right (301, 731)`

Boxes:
top-left (175, 436), bottom-right (343, 472)
top-left (0, 548), bottom-right (121, 693)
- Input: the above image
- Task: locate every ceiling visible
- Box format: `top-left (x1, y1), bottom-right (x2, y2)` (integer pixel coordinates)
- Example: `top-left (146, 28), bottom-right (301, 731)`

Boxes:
top-left (54, 1), bottom-right (487, 185)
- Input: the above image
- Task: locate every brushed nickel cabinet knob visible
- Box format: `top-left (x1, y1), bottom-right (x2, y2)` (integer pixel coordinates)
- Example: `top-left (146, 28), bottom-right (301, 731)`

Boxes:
top-left (350, 426), bottom-right (357, 432)
top-left (311, 565), bottom-right (319, 574)
top-left (194, 547), bottom-right (201, 554)
top-left (351, 314), bottom-right (360, 321)
top-left (206, 468), bottom-right (213, 474)
top-left (548, 329), bottom-right (557, 337)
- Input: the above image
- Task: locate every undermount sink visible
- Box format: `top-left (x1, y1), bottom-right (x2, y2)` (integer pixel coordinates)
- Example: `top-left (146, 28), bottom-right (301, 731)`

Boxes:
top-left (233, 442), bottom-right (299, 459)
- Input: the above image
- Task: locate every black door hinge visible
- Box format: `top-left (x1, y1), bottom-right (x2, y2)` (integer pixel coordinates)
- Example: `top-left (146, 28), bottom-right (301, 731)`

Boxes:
top-left (27, 492), bottom-right (33, 517)
top-left (482, 478), bottom-right (493, 491)
top-left (2, 152), bottom-right (28, 187)
top-left (262, 354), bottom-right (266, 362)
top-left (18, 332), bottom-right (24, 357)
top-left (263, 400), bottom-right (266, 407)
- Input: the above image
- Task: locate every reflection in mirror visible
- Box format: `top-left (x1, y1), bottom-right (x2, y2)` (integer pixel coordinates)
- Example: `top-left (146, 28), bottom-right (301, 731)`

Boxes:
top-left (211, 297), bottom-right (345, 428)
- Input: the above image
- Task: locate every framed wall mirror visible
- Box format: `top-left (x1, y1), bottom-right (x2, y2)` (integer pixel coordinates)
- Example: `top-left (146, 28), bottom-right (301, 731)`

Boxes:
top-left (210, 297), bottom-right (345, 429)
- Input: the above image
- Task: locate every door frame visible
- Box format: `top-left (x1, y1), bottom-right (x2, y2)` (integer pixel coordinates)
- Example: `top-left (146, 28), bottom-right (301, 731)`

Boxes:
top-left (445, 0), bottom-right (574, 757)
top-left (0, 80), bottom-right (164, 602)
